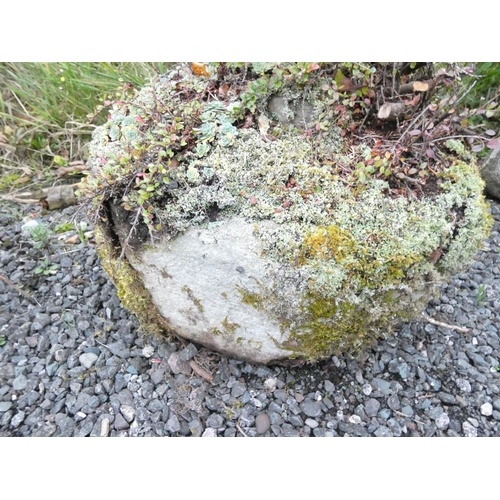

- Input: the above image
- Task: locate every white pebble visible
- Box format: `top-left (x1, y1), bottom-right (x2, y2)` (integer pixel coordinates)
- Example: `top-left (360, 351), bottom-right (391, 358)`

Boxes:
top-left (100, 418), bottom-right (110, 437)
top-left (142, 345), bottom-right (155, 358)
top-left (79, 352), bottom-right (98, 369)
top-left (435, 413), bottom-right (450, 430)
top-left (21, 220), bottom-right (39, 232)
top-left (480, 403), bottom-right (493, 416)
top-left (263, 378), bottom-right (277, 392)
top-left (362, 383), bottom-right (372, 396)
top-left (202, 428), bottom-right (217, 437)
top-left (462, 421), bottom-right (477, 437)
top-left (349, 415), bottom-right (362, 425)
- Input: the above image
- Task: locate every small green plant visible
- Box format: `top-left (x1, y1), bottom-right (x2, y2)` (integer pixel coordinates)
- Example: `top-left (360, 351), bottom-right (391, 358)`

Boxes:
top-left (61, 309), bottom-right (76, 328)
top-left (475, 284), bottom-right (487, 306)
top-left (75, 221), bottom-right (88, 243)
top-left (54, 222), bottom-right (74, 233)
top-left (0, 335), bottom-right (6, 347)
top-left (34, 257), bottom-right (58, 276)
top-left (28, 223), bottom-right (52, 250)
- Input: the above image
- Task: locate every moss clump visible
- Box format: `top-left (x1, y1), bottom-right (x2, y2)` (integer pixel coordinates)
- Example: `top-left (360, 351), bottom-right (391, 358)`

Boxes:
top-left (94, 225), bottom-right (174, 337)
top-left (222, 316), bottom-right (240, 334)
top-left (236, 284), bottom-right (265, 311)
top-left (299, 225), bottom-right (357, 264)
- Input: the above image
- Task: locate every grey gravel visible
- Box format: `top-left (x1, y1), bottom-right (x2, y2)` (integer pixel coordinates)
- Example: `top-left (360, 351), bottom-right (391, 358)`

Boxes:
top-left (1, 199), bottom-right (500, 437)
top-left (79, 352), bottom-right (98, 369)
top-left (300, 400), bottom-right (322, 418)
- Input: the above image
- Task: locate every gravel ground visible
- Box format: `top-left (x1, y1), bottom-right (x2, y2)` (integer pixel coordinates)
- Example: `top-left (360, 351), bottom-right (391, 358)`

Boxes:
top-left (1, 197), bottom-right (500, 437)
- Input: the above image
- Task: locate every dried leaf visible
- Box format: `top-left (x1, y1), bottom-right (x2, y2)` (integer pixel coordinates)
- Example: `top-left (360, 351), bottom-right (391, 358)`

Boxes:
top-left (13, 176), bottom-right (31, 185)
top-left (218, 83), bottom-right (230, 99)
top-left (409, 129), bottom-right (421, 136)
top-left (64, 234), bottom-right (79, 244)
top-left (485, 129), bottom-right (497, 136)
top-left (249, 195), bottom-right (257, 205)
top-left (429, 247), bottom-right (443, 264)
top-left (426, 148), bottom-right (435, 159)
top-left (472, 144), bottom-right (484, 152)
top-left (190, 62), bottom-right (210, 77)
top-left (307, 63), bottom-right (320, 73)
top-left (407, 168), bottom-right (418, 175)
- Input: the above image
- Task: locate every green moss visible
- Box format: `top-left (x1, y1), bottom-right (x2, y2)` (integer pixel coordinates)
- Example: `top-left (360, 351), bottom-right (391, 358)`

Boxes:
top-left (287, 284), bottom-right (435, 361)
top-left (94, 225), bottom-right (174, 337)
top-left (210, 327), bottom-right (222, 336)
top-left (235, 284), bottom-right (265, 310)
top-left (222, 316), bottom-right (240, 334)
top-left (181, 285), bottom-right (204, 313)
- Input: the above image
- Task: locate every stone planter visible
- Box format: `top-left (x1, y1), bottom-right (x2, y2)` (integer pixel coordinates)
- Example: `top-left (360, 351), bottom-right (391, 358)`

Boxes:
top-left (85, 63), bottom-right (493, 363)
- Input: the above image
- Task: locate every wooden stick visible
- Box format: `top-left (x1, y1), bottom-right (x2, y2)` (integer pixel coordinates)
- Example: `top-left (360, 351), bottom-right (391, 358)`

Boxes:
top-left (378, 103), bottom-right (406, 121)
top-left (393, 409), bottom-right (425, 425)
top-left (0, 195), bottom-right (39, 204)
top-left (399, 81), bottom-right (430, 94)
top-left (422, 314), bottom-right (470, 333)
top-left (0, 272), bottom-right (32, 300)
top-left (236, 423), bottom-right (249, 437)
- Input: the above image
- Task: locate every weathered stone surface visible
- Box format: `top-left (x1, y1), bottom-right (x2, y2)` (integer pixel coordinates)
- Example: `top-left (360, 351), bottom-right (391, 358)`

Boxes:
top-left (268, 96), bottom-right (316, 129)
top-left (481, 148), bottom-right (500, 200)
top-left (132, 218), bottom-right (290, 363)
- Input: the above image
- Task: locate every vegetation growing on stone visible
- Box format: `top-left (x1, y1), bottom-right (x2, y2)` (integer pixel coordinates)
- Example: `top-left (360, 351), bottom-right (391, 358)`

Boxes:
top-left (84, 62), bottom-right (494, 361)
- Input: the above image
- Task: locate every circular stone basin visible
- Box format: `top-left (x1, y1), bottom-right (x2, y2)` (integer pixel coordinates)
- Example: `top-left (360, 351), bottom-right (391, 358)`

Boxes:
top-left (86, 63), bottom-right (493, 364)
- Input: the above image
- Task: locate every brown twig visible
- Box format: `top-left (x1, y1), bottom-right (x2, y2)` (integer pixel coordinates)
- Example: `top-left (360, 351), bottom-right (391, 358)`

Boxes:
top-left (116, 207), bottom-right (142, 266)
top-left (0, 272), bottom-right (40, 305)
top-left (395, 104), bottom-right (432, 145)
top-left (188, 359), bottom-right (213, 383)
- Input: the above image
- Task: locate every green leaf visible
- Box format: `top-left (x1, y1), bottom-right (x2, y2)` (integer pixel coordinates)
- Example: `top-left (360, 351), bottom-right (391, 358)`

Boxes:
top-left (54, 155), bottom-right (67, 166)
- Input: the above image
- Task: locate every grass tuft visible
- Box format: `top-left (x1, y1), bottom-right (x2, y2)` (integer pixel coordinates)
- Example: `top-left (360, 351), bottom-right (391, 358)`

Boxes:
top-left (0, 62), bottom-right (171, 191)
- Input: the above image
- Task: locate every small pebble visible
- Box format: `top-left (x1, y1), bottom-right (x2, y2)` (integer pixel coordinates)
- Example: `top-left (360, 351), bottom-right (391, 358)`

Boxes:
top-left (255, 413), bottom-right (271, 434)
